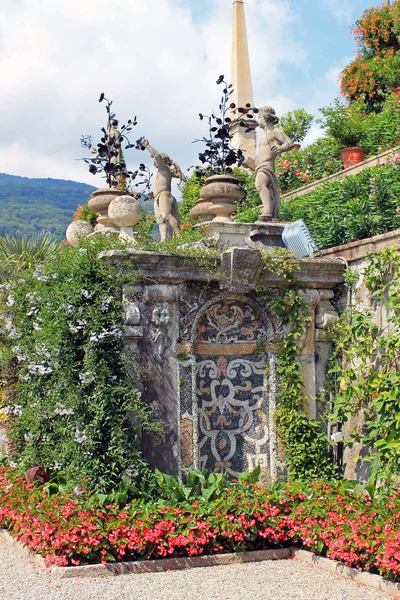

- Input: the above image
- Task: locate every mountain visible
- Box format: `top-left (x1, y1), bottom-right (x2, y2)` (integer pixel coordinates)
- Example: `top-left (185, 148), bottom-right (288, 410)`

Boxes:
top-left (0, 173), bottom-right (96, 240)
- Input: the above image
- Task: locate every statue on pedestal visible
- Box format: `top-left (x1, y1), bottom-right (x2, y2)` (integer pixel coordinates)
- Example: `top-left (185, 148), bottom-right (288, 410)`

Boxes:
top-left (251, 106), bottom-right (293, 221)
top-left (141, 139), bottom-right (185, 240)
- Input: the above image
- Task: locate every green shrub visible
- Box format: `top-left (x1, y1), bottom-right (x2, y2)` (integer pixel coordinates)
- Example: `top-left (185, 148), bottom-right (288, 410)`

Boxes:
top-left (0, 236), bottom-right (158, 492)
top-left (279, 158), bottom-right (400, 249)
top-left (280, 109), bottom-right (314, 144)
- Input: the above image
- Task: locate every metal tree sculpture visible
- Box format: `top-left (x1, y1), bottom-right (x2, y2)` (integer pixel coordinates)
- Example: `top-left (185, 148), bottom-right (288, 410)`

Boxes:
top-left (193, 75), bottom-right (258, 176)
top-left (79, 94), bottom-right (151, 191)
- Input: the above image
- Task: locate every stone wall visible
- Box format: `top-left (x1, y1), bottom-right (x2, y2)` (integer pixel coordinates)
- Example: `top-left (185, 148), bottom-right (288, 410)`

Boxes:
top-left (101, 248), bottom-right (344, 481)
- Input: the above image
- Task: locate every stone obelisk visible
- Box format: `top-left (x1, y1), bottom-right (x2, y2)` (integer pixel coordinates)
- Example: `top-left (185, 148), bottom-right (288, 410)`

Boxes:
top-left (230, 0), bottom-right (257, 163)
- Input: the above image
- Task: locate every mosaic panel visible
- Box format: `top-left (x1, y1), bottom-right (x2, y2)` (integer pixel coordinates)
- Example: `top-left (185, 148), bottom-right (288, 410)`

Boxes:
top-left (196, 355), bottom-right (269, 475)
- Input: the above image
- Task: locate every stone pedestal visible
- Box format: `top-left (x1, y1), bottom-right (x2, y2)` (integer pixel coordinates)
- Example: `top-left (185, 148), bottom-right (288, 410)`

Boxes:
top-left (100, 248), bottom-right (345, 480)
top-left (201, 220), bottom-right (288, 249)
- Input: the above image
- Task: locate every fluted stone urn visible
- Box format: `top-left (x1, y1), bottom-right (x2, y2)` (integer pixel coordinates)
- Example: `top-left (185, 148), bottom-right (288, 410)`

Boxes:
top-left (88, 188), bottom-right (126, 230)
top-left (199, 174), bottom-right (246, 223)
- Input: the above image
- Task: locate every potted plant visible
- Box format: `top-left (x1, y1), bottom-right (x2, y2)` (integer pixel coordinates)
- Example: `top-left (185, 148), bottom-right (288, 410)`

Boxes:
top-left (319, 100), bottom-right (367, 169)
top-left (79, 94), bottom-right (152, 230)
top-left (190, 75), bottom-right (258, 223)
top-left (280, 108), bottom-right (314, 151)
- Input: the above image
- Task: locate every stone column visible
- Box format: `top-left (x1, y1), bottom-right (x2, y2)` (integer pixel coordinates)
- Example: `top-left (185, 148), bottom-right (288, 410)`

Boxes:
top-left (135, 284), bottom-right (180, 477)
top-left (298, 289), bottom-right (320, 419)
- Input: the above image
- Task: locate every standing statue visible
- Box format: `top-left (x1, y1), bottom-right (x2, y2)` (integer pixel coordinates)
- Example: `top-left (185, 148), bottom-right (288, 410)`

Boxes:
top-left (141, 139), bottom-right (185, 240)
top-left (253, 106), bottom-right (293, 221)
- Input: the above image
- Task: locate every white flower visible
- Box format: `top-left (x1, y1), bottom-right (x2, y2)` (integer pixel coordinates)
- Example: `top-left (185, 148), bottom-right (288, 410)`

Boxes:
top-left (75, 429), bottom-right (87, 444)
top-left (33, 268), bottom-right (49, 282)
top-left (6, 295), bottom-right (15, 307)
top-left (79, 372), bottom-right (95, 385)
top-left (28, 364), bottom-right (53, 375)
top-left (100, 296), bottom-right (114, 313)
top-left (73, 486), bottom-right (85, 495)
top-left (8, 329), bottom-right (21, 340)
top-left (35, 344), bottom-right (51, 359)
top-left (9, 461), bottom-right (18, 468)
top-left (32, 322), bottom-right (42, 331)
top-left (54, 407), bottom-right (74, 416)
top-left (24, 432), bottom-right (33, 442)
top-left (77, 248), bottom-right (87, 254)
top-left (81, 289), bottom-right (93, 299)
top-left (27, 307), bottom-right (38, 316)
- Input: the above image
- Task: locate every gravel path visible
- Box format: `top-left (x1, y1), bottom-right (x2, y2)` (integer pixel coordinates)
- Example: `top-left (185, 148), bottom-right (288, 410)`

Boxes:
top-left (0, 537), bottom-right (395, 600)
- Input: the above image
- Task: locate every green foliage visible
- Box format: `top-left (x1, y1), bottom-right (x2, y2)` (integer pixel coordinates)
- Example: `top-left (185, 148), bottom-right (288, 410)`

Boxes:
top-left (275, 137), bottom-right (343, 194)
top-left (0, 232), bottom-right (64, 279)
top-left (279, 158), bottom-right (400, 250)
top-left (0, 236), bottom-right (158, 493)
top-left (74, 204), bottom-right (97, 225)
top-left (257, 255), bottom-right (337, 480)
top-left (178, 172), bottom-right (205, 224)
top-left (0, 173), bottom-right (95, 240)
top-left (363, 94), bottom-right (400, 154)
top-left (319, 100), bottom-right (367, 149)
top-left (331, 247), bottom-right (400, 483)
top-left (279, 109), bottom-right (314, 144)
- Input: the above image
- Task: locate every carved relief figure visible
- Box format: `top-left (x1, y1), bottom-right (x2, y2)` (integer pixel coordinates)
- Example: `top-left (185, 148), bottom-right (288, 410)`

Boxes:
top-left (149, 303), bottom-right (171, 356)
top-left (141, 139), bottom-right (185, 240)
top-left (252, 106), bottom-right (293, 221)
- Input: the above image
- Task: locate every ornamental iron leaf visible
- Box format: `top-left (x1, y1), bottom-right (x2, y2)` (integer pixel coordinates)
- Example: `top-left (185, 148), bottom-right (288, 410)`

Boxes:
top-left (78, 94), bottom-right (152, 191)
top-left (192, 76), bottom-right (258, 177)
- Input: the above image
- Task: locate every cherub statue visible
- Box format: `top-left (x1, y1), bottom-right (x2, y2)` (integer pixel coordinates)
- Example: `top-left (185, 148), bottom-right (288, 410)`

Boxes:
top-left (141, 139), bottom-right (186, 240)
top-left (250, 106), bottom-right (293, 221)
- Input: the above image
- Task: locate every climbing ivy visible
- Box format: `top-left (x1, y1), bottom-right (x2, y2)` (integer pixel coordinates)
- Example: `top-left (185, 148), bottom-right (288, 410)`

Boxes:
top-left (331, 247), bottom-right (400, 483)
top-left (257, 251), bottom-right (338, 480)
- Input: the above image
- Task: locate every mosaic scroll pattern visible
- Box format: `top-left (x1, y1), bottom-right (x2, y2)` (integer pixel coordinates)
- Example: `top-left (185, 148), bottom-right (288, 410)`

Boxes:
top-left (196, 355), bottom-right (269, 475)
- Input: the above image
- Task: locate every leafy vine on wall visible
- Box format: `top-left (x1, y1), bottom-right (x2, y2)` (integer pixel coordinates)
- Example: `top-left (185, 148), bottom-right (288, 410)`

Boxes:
top-left (331, 247), bottom-right (400, 483)
top-left (257, 250), bottom-right (338, 480)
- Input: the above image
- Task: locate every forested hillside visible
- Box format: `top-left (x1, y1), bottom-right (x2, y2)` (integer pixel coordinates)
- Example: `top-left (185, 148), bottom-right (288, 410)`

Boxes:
top-left (0, 173), bottom-right (95, 240)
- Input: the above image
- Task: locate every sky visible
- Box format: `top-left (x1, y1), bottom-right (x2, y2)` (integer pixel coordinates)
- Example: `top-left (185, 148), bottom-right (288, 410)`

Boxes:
top-left (0, 0), bottom-right (384, 190)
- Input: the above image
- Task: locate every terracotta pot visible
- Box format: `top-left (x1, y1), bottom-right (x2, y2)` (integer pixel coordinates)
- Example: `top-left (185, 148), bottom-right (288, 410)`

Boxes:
top-left (200, 174), bottom-right (246, 223)
top-left (88, 188), bottom-right (126, 227)
top-left (292, 143), bottom-right (301, 152)
top-left (340, 147), bottom-right (366, 170)
top-left (394, 87), bottom-right (400, 101)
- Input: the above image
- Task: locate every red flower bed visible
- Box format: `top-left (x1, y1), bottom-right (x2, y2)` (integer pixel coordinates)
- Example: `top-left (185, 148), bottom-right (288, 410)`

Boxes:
top-left (0, 466), bottom-right (399, 580)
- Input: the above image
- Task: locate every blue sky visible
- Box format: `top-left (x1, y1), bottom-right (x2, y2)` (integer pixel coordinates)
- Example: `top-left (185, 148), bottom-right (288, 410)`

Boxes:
top-left (0, 0), bottom-right (386, 184)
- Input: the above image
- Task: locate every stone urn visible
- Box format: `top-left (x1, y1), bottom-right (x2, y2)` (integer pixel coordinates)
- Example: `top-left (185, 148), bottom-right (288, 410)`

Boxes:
top-left (66, 220), bottom-right (94, 247)
top-left (88, 188), bottom-right (126, 230)
top-left (189, 196), bottom-right (214, 223)
top-left (200, 174), bottom-right (246, 223)
top-left (108, 195), bottom-right (142, 241)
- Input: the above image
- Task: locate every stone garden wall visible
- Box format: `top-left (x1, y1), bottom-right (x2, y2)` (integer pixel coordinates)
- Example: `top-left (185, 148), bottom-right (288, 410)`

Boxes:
top-left (101, 248), bottom-right (344, 481)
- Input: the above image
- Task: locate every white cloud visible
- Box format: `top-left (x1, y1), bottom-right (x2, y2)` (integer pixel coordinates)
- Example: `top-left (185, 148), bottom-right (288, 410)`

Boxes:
top-left (322, 0), bottom-right (352, 24)
top-left (0, 0), bottom-right (308, 190)
top-left (325, 57), bottom-right (352, 86)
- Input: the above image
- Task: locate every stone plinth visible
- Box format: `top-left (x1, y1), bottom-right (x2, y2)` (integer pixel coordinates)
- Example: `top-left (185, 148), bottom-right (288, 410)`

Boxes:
top-left (100, 248), bottom-right (345, 480)
top-left (201, 221), bottom-right (288, 249)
